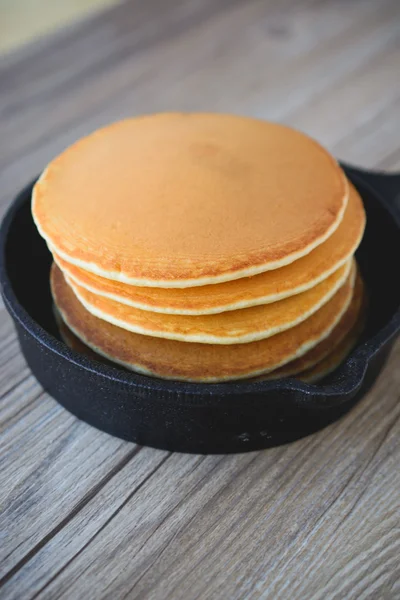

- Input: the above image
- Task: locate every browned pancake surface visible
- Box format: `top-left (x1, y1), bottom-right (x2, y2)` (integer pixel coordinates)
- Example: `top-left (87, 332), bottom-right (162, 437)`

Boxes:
top-left (34, 114), bottom-right (348, 287)
top-left (54, 183), bottom-right (365, 314)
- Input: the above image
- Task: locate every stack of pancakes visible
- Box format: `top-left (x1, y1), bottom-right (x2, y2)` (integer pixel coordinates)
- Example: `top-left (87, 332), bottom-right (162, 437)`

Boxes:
top-left (32, 113), bottom-right (366, 383)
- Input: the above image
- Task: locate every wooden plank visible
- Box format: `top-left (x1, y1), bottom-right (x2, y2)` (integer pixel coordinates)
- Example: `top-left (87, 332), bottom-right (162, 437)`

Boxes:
top-left (0, 0), bottom-right (246, 112)
top-left (0, 317), bottom-right (166, 581)
top-left (1, 0), bottom-right (399, 206)
top-left (0, 370), bottom-right (40, 436)
top-left (0, 313), bottom-right (36, 431)
top-left (1, 343), bottom-right (398, 599)
top-left (0, 372), bottom-right (141, 579)
top-left (333, 97), bottom-right (400, 168)
top-left (287, 40), bottom-right (400, 150)
top-left (1, 0), bottom-right (396, 143)
top-left (0, 0), bottom-right (356, 166)
top-left (0, 446), bottom-right (168, 596)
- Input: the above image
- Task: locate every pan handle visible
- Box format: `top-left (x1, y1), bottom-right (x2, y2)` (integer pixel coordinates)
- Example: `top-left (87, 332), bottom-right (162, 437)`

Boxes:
top-left (342, 163), bottom-right (400, 216)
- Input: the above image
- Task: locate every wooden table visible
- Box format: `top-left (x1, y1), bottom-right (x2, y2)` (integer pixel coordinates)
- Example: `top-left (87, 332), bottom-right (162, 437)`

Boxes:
top-left (1, 1), bottom-right (399, 598)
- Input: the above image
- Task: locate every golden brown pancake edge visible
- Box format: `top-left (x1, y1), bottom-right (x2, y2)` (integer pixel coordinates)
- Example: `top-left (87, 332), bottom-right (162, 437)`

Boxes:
top-left (252, 271), bottom-right (364, 381)
top-left (51, 262), bottom-right (356, 382)
top-left (62, 260), bottom-right (352, 344)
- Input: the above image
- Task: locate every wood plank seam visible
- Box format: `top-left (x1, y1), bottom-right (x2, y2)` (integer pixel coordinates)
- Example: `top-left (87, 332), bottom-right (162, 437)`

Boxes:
top-left (0, 343), bottom-right (25, 371)
top-left (1, 391), bottom-right (48, 457)
top-left (267, 413), bottom-right (400, 600)
top-left (0, 384), bottom-right (43, 434)
top-left (0, 445), bottom-right (142, 589)
top-left (333, 409), bottom-right (400, 529)
top-left (271, 408), bottom-right (400, 577)
top-left (288, 38), bottom-right (400, 128)
top-left (144, 435), bottom-right (346, 598)
top-left (151, 452), bottom-right (279, 600)
top-left (121, 456), bottom-right (231, 598)
top-left (120, 456), bottom-right (230, 591)
top-left (334, 96), bottom-right (400, 158)
top-left (30, 452), bottom-right (172, 599)
top-left (0, 370), bottom-right (33, 402)
top-left (166, 403), bottom-right (399, 598)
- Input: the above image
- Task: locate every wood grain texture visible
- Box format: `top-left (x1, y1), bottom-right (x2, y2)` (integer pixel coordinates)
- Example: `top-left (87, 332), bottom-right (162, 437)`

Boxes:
top-left (0, 0), bottom-right (399, 598)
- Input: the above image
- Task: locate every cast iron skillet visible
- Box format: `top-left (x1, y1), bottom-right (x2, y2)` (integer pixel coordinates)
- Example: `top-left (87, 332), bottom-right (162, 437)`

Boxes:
top-left (1, 164), bottom-right (399, 453)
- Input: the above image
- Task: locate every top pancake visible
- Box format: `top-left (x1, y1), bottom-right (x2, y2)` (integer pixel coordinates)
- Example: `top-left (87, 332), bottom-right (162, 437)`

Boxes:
top-left (53, 182), bottom-right (365, 314)
top-left (33, 113), bottom-right (348, 288)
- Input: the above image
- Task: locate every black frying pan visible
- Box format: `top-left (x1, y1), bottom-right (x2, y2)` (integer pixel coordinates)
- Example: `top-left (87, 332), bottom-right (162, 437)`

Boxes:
top-left (1, 164), bottom-right (399, 454)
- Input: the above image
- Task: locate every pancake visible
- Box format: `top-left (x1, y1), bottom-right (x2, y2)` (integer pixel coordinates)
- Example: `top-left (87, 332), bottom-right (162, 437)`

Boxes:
top-left (51, 262), bottom-right (356, 382)
top-left (297, 313), bottom-right (364, 383)
top-left (252, 272), bottom-right (364, 380)
top-left (63, 260), bottom-right (352, 344)
top-left (57, 314), bottom-right (88, 355)
top-left (53, 182), bottom-right (365, 315)
top-left (33, 113), bottom-right (348, 288)
top-left (54, 306), bottom-right (105, 363)
top-left (56, 281), bottom-right (364, 383)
